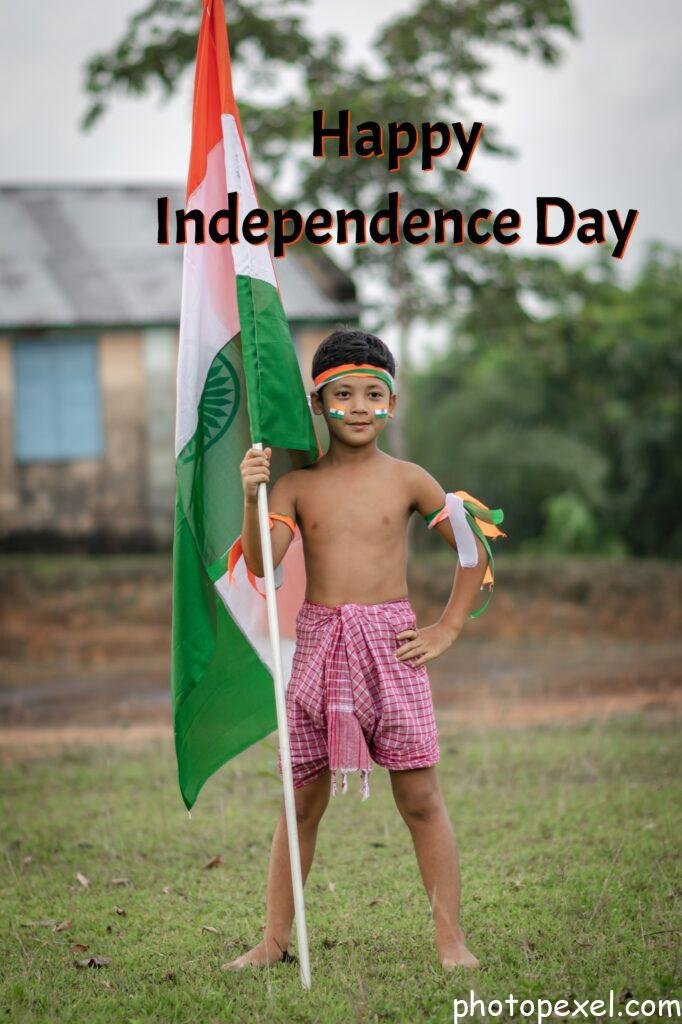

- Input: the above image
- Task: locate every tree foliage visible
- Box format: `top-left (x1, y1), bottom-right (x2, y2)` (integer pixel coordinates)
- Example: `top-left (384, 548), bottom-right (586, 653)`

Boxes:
top-left (82, 0), bottom-right (578, 455)
top-left (79, 1), bottom-right (682, 558)
top-left (408, 242), bottom-right (682, 555)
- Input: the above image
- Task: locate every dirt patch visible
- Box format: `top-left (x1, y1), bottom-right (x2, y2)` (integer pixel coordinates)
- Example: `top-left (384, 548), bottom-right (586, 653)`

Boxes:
top-left (1, 691), bottom-right (678, 767)
top-left (0, 723), bottom-right (173, 765)
top-left (0, 555), bottom-right (680, 762)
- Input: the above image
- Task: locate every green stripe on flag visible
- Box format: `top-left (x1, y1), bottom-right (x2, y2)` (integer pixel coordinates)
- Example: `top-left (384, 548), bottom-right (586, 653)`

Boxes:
top-left (171, 490), bottom-right (276, 810)
top-left (172, 338), bottom-right (279, 809)
top-left (171, 318), bottom-right (317, 810)
top-left (236, 275), bottom-right (319, 457)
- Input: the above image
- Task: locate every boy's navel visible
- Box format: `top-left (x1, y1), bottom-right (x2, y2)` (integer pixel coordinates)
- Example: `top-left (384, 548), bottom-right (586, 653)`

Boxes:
top-left (382, 515), bottom-right (390, 525)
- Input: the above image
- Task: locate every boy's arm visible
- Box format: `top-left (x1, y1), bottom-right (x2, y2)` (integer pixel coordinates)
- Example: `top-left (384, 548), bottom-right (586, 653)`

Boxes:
top-left (241, 449), bottom-right (297, 576)
top-left (399, 464), bottom-right (489, 662)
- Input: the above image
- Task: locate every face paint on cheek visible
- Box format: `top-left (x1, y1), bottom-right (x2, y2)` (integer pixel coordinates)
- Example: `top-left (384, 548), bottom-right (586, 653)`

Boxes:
top-left (374, 408), bottom-right (389, 418)
top-left (328, 406), bottom-right (346, 419)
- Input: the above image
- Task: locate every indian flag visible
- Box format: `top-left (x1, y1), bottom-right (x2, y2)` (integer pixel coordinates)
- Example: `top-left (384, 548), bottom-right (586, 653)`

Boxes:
top-left (171, 0), bottom-right (319, 812)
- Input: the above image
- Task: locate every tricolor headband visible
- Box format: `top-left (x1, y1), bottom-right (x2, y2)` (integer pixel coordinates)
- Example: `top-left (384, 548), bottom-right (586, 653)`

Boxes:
top-left (312, 363), bottom-right (395, 395)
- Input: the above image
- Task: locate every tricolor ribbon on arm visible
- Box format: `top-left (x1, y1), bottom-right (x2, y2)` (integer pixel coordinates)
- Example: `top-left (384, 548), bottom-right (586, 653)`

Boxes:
top-left (224, 513), bottom-right (297, 597)
top-left (425, 490), bottom-right (506, 618)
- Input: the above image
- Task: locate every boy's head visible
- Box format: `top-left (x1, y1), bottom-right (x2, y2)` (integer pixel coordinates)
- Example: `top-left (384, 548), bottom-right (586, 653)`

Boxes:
top-left (311, 328), bottom-right (396, 385)
top-left (309, 328), bottom-right (397, 446)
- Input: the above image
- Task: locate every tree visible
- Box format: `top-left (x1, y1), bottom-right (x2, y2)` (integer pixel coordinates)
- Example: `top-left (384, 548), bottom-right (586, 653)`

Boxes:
top-left (408, 240), bottom-right (682, 555)
top-left (82, 0), bottom-right (579, 457)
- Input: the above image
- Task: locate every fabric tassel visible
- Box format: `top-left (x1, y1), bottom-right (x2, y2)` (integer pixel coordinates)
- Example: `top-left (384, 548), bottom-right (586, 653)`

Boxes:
top-left (330, 766), bottom-right (371, 800)
top-left (328, 697), bottom-right (372, 801)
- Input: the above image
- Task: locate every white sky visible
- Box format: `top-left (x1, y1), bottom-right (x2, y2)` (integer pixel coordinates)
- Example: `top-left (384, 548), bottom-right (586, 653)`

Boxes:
top-left (1, 0), bottom-right (679, 307)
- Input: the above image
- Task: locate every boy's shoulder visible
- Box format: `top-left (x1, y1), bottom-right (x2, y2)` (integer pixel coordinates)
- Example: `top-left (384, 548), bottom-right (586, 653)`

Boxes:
top-left (274, 456), bottom-right (444, 495)
top-left (270, 465), bottom-right (306, 490)
top-left (398, 459), bottom-right (448, 515)
top-left (394, 457), bottom-right (433, 482)
top-left (268, 461), bottom-right (319, 499)
top-left (342, 455), bottom-right (445, 513)
top-left (392, 457), bottom-right (441, 487)
top-left (296, 454), bottom-right (427, 481)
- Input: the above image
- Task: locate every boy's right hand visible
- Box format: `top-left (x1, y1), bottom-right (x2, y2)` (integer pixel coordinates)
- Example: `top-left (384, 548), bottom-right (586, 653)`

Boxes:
top-left (240, 446), bottom-right (271, 504)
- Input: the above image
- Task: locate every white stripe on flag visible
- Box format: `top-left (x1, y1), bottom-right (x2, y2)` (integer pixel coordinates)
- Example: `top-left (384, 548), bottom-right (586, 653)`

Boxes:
top-left (222, 114), bottom-right (277, 286)
top-left (215, 562), bottom-right (296, 686)
top-left (175, 143), bottom-right (241, 456)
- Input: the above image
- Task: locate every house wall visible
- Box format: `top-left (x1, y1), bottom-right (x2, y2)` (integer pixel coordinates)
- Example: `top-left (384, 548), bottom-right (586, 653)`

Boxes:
top-left (0, 337), bottom-right (18, 525)
top-left (0, 330), bottom-right (154, 548)
top-left (97, 331), bottom-right (149, 538)
top-left (141, 328), bottom-right (177, 544)
top-left (0, 321), bottom-right (342, 550)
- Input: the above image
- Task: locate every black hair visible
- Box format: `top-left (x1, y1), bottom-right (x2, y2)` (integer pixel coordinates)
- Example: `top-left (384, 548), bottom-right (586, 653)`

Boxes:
top-left (311, 328), bottom-right (396, 387)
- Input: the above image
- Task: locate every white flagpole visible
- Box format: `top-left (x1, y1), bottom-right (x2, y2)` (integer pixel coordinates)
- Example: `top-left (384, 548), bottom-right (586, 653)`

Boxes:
top-left (253, 441), bottom-right (311, 990)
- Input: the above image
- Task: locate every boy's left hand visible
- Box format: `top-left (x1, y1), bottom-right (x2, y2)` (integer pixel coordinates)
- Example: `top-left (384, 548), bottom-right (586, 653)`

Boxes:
top-left (395, 621), bottom-right (460, 667)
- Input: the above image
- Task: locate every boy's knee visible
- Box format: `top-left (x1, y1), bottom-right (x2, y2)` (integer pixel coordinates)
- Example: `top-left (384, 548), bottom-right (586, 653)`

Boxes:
top-left (292, 774), bottom-right (330, 826)
top-left (392, 774), bottom-right (443, 825)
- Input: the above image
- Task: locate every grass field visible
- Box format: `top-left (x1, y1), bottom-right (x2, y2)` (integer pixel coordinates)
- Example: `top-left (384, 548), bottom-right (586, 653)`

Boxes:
top-left (1, 714), bottom-right (680, 1024)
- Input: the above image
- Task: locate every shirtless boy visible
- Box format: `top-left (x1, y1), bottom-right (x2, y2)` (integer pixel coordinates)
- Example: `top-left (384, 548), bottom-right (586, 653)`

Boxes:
top-left (224, 328), bottom-right (502, 972)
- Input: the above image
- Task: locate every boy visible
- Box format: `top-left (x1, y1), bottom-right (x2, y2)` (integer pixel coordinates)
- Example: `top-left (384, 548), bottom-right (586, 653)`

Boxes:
top-left (224, 328), bottom-right (502, 972)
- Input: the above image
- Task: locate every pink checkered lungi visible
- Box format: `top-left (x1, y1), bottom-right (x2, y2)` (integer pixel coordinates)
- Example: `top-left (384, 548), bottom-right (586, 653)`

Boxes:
top-left (276, 597), bottom-right (440, 800)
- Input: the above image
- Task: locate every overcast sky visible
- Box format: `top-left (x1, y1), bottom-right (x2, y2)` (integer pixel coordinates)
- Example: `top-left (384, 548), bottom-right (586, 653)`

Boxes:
top-left (1, 0), bottom-right (679, 291)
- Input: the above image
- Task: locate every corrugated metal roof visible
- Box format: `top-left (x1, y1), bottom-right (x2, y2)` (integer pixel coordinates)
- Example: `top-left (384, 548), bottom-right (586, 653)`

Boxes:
top-left (0, 185), bottom-right (359, 330)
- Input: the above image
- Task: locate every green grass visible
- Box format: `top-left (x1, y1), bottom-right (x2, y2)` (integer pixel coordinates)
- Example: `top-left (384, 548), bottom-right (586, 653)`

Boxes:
top-left (1, 716), bottom-right (680, 1023)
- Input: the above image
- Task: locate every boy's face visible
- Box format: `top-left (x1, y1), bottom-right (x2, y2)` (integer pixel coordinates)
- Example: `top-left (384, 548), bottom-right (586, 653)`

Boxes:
top-left (310, 375), bottom-right (397, 446)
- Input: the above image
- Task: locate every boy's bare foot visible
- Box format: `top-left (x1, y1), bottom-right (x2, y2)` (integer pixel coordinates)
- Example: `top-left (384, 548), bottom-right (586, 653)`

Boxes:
top-left (221, 936), bottom-right (293, 970)
top-left (438, 939), bottom-right (481, 970)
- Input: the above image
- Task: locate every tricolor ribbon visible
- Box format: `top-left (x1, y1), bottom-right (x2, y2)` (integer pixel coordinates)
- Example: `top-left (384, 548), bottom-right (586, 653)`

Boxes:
top-left (425, 490), bottom-right (506, 618)
top-left (225, 513), bottom-right (296, 597)
top-left (312, 363), bottom-right (395, 394)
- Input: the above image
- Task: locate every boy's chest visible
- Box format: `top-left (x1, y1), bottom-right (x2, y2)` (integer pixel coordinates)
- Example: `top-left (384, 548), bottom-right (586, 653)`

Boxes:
top-left (296, 477), bottom-right (412, 547)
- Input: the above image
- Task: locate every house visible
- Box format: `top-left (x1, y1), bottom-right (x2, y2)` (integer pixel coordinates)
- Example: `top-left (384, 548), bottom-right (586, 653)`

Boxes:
top-left (0, 185), bottom-right (358, 549)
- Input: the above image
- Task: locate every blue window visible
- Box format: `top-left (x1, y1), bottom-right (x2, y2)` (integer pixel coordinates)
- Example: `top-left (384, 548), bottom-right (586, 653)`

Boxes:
top-left (13, 336), bottom-right (104, 462)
